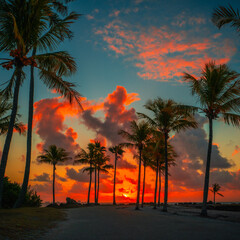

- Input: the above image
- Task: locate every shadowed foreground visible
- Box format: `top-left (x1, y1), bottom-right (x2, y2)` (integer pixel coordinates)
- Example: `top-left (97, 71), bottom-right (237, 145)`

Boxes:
top-left (40, 206), bottom-right (240, 240)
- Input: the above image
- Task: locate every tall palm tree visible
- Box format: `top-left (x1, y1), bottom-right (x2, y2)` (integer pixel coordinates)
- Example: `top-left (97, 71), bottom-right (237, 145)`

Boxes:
top-left (92, 141), bottom-right (106, 205)
top-left (182, 61), bottom-right (240, 216)
top-left (109, 145), bottom-right (124, 205)
top-left (119, 120), bottom-right (152, 210)
top-left (0, 95), bottom-right (26, 135)
top-left (148, 131), bottom-right (176, 209)
top-left (212, 4), bottom-right (240, 32)
top-left (37, 145), bottom-right (71, 205)
top-left (96, 155), bottom-right (113, 204)
top-left (138, 98), bottom-right (197, 212)
top-left (0, 0), bottom-right (82, 208)
top-left (75, 143), bottom-right (95, 205)
top-left (210, 183), bottom-right (224, 205)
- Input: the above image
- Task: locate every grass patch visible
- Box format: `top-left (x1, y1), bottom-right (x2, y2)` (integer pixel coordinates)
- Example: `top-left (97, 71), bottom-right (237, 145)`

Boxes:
top-left (0, 207), bottom-right (66, 239)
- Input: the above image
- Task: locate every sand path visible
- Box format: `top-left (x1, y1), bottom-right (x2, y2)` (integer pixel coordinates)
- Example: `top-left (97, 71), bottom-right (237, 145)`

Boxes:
top-left (40, 205), bottom-right (240, 240)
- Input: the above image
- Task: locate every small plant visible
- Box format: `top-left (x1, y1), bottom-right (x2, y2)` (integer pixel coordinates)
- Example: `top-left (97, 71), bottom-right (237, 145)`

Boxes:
top-left (2, 177), bottom-right (42, 208)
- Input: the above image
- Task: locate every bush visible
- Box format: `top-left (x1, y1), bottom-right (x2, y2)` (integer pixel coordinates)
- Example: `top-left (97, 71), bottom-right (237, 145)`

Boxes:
top-left (2, 177), bottom-right (42, 208)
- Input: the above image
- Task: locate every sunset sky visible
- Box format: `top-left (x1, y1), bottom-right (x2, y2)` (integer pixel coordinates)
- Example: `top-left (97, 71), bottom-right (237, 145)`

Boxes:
top-left (0, 0), bottom-right (240, 204)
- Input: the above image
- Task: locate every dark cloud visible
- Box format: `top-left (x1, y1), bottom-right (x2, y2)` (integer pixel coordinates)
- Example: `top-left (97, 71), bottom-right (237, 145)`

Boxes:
top-left (66, 167), bottom-right (89, 182)
top-left (81, 86), bottom-right (138, 145)
top-left (31, 172), bottom-right (51, 182)
top-left (32, 182), bottom-right (63, 193)
top-left (169, 114), bottom-right (236, 190)
top-left (117, 158), bottom-right (137, 171)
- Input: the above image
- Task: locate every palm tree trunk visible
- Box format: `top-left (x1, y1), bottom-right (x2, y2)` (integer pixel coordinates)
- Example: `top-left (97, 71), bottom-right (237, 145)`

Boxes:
top-left (141, 162), bottom-right (146, 208)
top-left (97, 169), bottom-right (100, 204)
top-left (14, 50), bottom-right (36, 208)
top-left (94, 166), bottom-right (97, 205)
top-left (113, 153), bottom-right (117, 205)
top-left (201, 117), bottom-right (213, 217)
top-left (158, 167), bottom-right (161, 207)
top-left (153, 156), bottom-right (159, 209)
top-left (163, 132), bottom-right (168, 212)
top-left (135, 148), bottom-right (142, 210)
top-left (53, 164), bottom-right (56, 205)
top-left (0, 67), bottom-right (22, 208)
top-left (87, 163), bottom-right (92, 205)
top-left (214, 192), bottom-right (215, 205)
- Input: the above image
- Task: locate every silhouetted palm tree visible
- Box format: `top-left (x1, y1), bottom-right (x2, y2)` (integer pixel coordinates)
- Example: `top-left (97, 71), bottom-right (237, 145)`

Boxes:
top-left (119, 120), bottom-right (152, 210)
top-left (0, 0), bottom-right (82, 207)
top-left (96, 155), bottom-right (113, 204)
top-left (0, 95), bottom-right (25, 135)
top-left (109, 145), bottom-right (124, 205)
top-left (210, 183), bottom-right (224, 205)
top-left (37, 145), bottom-right (71, 205)
top-left (75, 143), bottom-right (95, 205)
top-left (182, 61), bottom-right (240, 216)
top-left (138, 98), bottom-right (197, 212)
top-left (92, 141), bottom-right (106, 205)
top-left (212, 4), bottom-right (240, 32)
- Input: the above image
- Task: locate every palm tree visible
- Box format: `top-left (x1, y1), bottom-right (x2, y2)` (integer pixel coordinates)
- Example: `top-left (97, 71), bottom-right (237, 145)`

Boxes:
top-left (92, 141), bottom-right (106, 205)
top-left (0, 95), bottom-right (26, 135)
top-left (96, 155), bottom-right (113, 204)
top-left (182, 61), bottom-right (240, 216)
top-left (75, 143), bottom-right (95, 205)
top-left (138, 98), bottom-right (197, 212)
top-left (119, 120), bottom-right (152, 210)
top-left (210, 183), bottom-right (224, 205)
top-left (0, 0), bottom-right (81, 208)
top-left (37, 145), bottom-right (71, 205)
top-left (109, 145), bottom-right (124, 205)
top-left (148, 131), bottom-right (176, 209)
top-left (212, 5), bottom-right (240, 32)
top-left (139, 148), bottom-right (152, 208)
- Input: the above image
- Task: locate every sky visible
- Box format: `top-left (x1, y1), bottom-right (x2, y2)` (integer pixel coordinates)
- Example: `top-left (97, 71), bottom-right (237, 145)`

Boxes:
top-left (0, 0), bottom-right (240, 204)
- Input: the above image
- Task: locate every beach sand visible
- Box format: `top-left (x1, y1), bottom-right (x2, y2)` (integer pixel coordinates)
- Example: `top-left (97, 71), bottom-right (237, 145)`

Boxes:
top-left (40, 205), bottom-right (240, 240)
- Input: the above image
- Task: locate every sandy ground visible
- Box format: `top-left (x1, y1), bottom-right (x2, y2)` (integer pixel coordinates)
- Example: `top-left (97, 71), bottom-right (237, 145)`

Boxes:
top-left (39, 205), bottom-right (240, 240)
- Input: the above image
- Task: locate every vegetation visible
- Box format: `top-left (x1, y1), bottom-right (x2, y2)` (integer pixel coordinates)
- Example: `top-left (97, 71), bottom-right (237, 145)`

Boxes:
top-left (0, 0), bottom-right (82, 208)
top-left (182, 61), bottom-right (240, 216)
top-left (210, 183), bottom-right (224, 205)
top-left (75, 143), bottom-right (95, 205)
top-left (119, 120), bottom-right (152, 210)
top-left (109, 145), bottom-right (124, 205)
top-left (2, 177), bottom-right (41, 208)
top-left (212, 4), bottom-right (240, 32)
top-left (0, 95), bottom-right (26, 135)
top-left (37, 145), bottom-right (71, 205)
top-left (138, 98), bottom-right (197, 211)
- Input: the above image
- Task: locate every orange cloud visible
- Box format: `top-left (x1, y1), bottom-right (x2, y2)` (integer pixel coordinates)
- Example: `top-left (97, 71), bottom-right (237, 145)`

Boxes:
top-left (232, 145), bottom-right (240, 157)
top-left (96, 20), bottom-right (236, 82)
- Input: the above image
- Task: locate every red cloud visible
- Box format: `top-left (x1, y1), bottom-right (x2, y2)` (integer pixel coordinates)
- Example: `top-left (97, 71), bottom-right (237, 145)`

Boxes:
top-left (124, 175), bottom-right (137, 185)
top-left (33, 98), bottom-right (80, 157)
top-left (96, 20), bottom-right (236, 82)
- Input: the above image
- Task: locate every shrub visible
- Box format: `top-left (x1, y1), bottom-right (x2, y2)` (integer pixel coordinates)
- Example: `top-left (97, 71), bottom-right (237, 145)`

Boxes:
top-left (2, 177), bottom-right (42, 208)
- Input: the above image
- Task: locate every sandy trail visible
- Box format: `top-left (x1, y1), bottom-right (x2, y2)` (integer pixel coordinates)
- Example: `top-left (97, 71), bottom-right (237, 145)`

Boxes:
top-left (40, 205), bottom-right (240, 240)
